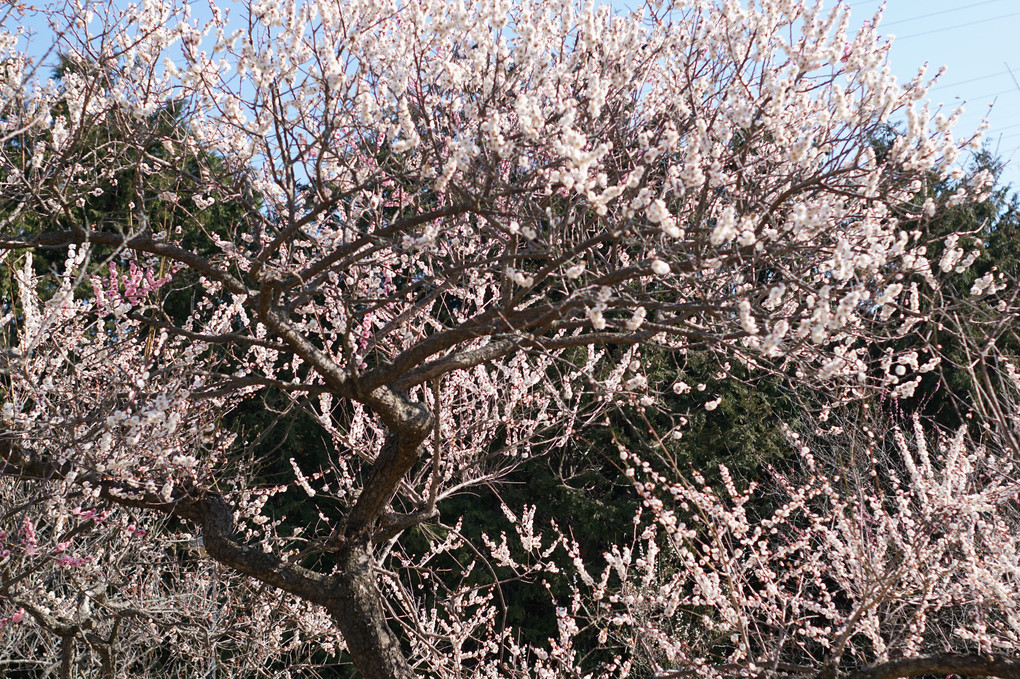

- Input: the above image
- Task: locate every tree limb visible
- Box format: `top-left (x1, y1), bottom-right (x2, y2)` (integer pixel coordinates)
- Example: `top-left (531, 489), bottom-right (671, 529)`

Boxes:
top-left (848, 654), bottom-right (1020, 679)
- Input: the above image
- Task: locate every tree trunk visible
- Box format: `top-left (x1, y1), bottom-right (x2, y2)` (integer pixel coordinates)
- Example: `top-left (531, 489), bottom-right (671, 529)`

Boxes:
top-left (329, 543), bottom-right (416, 679)
top-left (59, 635), bottom-right (75, 679)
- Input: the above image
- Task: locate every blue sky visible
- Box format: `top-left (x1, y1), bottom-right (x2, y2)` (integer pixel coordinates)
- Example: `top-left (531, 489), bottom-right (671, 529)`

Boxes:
top-left (843, 0), bottom-right (1020, 191)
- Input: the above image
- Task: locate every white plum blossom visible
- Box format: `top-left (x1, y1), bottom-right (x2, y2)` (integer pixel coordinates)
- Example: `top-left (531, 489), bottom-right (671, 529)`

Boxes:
top-left (564, 262), bottom-right (586, 279)
top-left (625, 307), bottom-right (647, 331)
top-left (505, 267), bottom-right (535, 288)
top-left (710, 206), bottom-right (738, 245)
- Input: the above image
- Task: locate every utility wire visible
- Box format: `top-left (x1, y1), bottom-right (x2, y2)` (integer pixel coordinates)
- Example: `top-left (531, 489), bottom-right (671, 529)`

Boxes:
top-left (931, 70), bottom-right (1012, 92)
top-left (992, 131), bottom-right (1020, 142)
top-left (941, 87), bottom-right (1020, 103)
top-left (882, 0), bottom-right (1007, 27)
top-left (895, 11), bottom-right (1020, 41)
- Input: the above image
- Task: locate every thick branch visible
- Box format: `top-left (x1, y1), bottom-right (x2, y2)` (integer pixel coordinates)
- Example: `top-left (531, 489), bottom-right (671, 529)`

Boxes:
top-left (291, 202), bottom-right (473, 288)
top-left (341, 429), bottom-right (425, 542)
top-left (395, 338), bottom-right (516, 389)
top-left (0, 230), bottom-right (246, 295)
top-left (259, 305), bottom-right (433, 541)
top-left (176, 494), bottom-right (334, 606)
top-left (848, 655), bottom-right (1020, 679)
top-left (260, 305), bottom-right (355, 395)
top-left (127, 311), bottom-right (289, 351)
top-left (0, 439), bottom-right (332, 607)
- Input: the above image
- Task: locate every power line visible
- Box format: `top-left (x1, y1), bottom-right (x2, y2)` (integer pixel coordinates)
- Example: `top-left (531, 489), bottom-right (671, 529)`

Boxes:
top-left (882, 0), bottom-right (1008, 28)
top-left (930, 70), bottom-right (1012, 92)
top-left (895, 11), bottom-right (1020, 41)
top-left (994, 126), bottom-right (1020, 138)
top-left (941, 87), bottom-right (1020, 103)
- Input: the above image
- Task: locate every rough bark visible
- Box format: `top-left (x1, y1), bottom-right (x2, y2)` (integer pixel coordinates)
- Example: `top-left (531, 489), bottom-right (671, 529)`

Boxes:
top-left (59, 634), bottom-right (75, 679)
top-left (848, 654), bottom-right (1020, 679)
top-left (328, 543), bottom-right (417, 679)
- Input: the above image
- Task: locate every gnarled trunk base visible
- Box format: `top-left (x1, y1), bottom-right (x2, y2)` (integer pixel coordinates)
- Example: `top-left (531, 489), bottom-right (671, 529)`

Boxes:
top-left (328, 544), bottom-right (415, 679)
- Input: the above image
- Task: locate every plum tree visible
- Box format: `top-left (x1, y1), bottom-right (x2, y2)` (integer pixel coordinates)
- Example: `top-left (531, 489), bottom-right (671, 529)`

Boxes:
top-left (0, 1), bottom-right (1016, 677)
